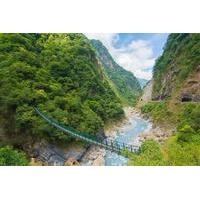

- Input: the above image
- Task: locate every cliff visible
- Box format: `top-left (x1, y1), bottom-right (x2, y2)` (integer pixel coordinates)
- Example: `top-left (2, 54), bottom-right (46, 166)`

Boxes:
top-left (90, 39), bottom-right (142, 105)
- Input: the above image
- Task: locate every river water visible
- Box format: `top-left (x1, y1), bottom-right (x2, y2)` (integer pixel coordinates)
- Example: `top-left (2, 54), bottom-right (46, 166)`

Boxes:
top-left (104, 110), bottom-right (152, 166)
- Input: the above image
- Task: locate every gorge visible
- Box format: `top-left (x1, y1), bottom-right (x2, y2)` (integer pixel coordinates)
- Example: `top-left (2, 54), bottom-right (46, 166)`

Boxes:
top-left (0, 33), bottom-right (199, 166)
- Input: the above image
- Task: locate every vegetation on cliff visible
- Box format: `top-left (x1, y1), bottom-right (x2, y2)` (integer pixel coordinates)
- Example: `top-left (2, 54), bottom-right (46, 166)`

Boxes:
top-left (90, 39), bottom-right (142, 105)
top-left (152, 33), bottom-right (200, 101)
top-left (1, 33), bottom-right (199, 166)
top-left (130, 33), bottom-right (200, 166)
top-left (0, 33), bottom-right (124, 162)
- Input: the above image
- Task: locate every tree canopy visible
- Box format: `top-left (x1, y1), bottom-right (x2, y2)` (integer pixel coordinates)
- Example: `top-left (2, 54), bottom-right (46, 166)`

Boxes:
top-left (0, 33), bottom-right (124, 146)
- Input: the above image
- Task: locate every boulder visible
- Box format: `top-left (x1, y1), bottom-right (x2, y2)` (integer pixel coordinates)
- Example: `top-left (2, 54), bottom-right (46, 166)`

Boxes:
top-left (64, 157), bottom-right (80, 166)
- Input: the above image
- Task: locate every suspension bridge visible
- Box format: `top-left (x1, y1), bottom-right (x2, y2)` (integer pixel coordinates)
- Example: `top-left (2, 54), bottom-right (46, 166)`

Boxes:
top-left (34, 108), bottom-right (138, 155)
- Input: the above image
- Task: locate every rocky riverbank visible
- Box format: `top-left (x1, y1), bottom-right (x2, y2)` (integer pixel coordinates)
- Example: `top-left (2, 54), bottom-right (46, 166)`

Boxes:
top-left (30, 107), bottom-right (173, 166)
top-left (104, 106), bottom-right (174, 148)
top-left (79, 107), bottom-right (137, 166)
top-left (30, 140), bottom-right (89, 166)
top-left (80, 107), bottom-right (152, 165)
top-left (137, 125), bottom-right (174, 144)
top-left (136, 112), bottom-right (175, 144)
top-left (80, 146), bottom-right (106, 166)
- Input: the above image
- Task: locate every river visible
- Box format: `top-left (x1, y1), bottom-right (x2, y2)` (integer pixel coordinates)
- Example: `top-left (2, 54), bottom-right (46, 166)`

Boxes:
top-left (32, 107), bottom-right (153, 166)
top-left (80, 107), bottom-right (152, 166)
top-left (104, 107), bottom-right (152, 166)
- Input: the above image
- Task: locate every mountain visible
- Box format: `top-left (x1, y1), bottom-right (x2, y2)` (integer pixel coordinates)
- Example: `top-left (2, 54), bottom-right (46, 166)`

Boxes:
top-left (90, 39), bottom-right (142, 105)
top-left (137, 78), bottom-right (149, 89)
top-left (134, 33), bottom-right (200, 166)
top-left (152, 33), bottom-right (200, 102)
top-left (0, 33), bottom-right (124, 147)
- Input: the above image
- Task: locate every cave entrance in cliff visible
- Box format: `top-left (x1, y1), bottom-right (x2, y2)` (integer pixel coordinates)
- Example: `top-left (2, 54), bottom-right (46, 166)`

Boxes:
top-left (181, 95), bottom-right (192, 102)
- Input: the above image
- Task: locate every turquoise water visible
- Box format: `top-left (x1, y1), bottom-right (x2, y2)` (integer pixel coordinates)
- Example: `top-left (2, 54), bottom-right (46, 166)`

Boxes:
top-left (105, 115), bottom-right (151, 166)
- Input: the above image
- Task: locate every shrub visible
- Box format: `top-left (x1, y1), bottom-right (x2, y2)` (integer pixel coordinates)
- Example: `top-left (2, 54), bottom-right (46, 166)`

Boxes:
top-left (165, 136), bottom-right (200, 166)
top-left (129, 140), bottom-right (166, 166)
top-left (141, 102), bottom-right (173, 124)
top-left (0, 146), bottom-right (29, 166)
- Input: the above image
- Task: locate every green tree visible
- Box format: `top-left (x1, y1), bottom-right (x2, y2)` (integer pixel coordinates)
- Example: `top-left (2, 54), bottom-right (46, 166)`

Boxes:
top-left (0, 146), bottom-right (29, 166)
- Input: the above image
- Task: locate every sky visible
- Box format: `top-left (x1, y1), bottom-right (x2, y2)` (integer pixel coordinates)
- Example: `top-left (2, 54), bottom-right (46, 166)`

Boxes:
top-left (85, 33), bottom-right (169, 80)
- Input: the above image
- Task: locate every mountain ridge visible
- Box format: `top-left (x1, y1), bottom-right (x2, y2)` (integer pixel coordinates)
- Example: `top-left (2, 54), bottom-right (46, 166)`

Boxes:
top-left (90, 39), bottom-right (142, 105)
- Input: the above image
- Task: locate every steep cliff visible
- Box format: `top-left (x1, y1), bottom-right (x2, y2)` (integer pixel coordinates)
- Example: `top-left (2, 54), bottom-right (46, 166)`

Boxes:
top-left (136, 34), bottom-right (200, 166)
top-left (90, 39), bottom-right (142, 105)
top-left (152, 33), bottom-right (200, 102)
top-left (137, 80), bottom-right (152, 107)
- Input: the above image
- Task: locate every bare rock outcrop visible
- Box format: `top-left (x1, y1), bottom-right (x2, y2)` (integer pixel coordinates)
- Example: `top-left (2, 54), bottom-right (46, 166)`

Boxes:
top-left (180, 66), bottom-right (200, 102)
top-left (137, 80), bottom-right (153, 107)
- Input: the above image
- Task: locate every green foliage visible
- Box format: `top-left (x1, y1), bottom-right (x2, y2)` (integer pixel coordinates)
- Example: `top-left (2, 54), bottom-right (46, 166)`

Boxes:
top-left (0, 33), bottom-right (124, 146)
top-left (137, 34), bottom-right (200, 166)
top-left (164, 135), bottom-right (200, 166)
top-left (129, 140), bottom-right (166, 166)
top-left (138, 102), bottom-right (200, 166)
top-left (153, 33), bottom-right (200, 99)
top-left (141, 101), bottom-right (174, 124)
top-left (129, 135), bottom-right (200, 166)
top-left (0, 146), bottom-right (29, 166)
top-left (166, 104), bottom-right (200, 165)
top-left (177, 125), bottom-right (195, 143)
top-left (91, 39), bottom-right (141, 106)
top-left (141, 102), bottom-right (156, 113)
top-left (105, 66), bottom-right (141, 105)
top-left (178, 103), bottom-right (200, 131)
top-left (176, 103), bottom-right (200, 144)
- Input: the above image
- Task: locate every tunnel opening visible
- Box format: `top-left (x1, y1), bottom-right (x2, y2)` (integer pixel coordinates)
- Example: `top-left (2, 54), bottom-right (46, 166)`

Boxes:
top-left (181, 95), bottom-right (192, 102)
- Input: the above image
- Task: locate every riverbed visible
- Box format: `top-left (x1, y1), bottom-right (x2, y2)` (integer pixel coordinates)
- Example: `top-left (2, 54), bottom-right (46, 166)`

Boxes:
top-left (80, 107), bottom-right (152, 166)
top-left (31, 106), bottom-right (170, 166)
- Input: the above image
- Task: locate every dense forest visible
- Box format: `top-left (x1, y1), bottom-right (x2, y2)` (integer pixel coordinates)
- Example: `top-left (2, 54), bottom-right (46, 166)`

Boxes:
top-left (129, 33), bottom-right (200, 166)
top-left (0, 33), bottom-right (199, 166)
top-left (0, 33), bottom-right (127, 165)
top-left (91, 39), bottom-right (141, 105)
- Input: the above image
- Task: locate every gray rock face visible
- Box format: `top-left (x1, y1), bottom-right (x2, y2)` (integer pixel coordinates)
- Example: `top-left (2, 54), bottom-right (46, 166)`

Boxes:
top-left (152, 65), bottom-right (200, 102)
top-left (137, 80), bottom-right (153, 107)
top-left (152, 34), bottom-right (200, 102)
top-left (33, 142), bottom-right (88, 166)
top-left (80, 146), bottom-right (106, 166)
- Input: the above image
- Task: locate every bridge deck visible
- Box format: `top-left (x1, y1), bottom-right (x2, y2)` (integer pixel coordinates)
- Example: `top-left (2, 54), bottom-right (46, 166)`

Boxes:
top-left (34, 108), bottom-right (138, 155)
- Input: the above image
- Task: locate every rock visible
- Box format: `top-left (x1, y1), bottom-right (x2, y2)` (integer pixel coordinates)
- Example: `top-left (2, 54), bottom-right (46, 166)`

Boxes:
top-left (30, 157), bottom-right (47, 166)
top-left (96, 128), bottom-right (106, 140)
top-left (80, 146), bottom-right (106, 166)
top-left (64, 157), bottom-right (80, 166)
top-left (92, 156), bottom-right (105, 166)
top-left (31, 140), bottom-right (89, 166)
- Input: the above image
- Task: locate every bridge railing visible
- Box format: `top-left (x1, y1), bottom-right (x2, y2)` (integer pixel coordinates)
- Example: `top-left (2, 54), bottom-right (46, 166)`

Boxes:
top-left (34, 107), bottom-right (139, 154)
